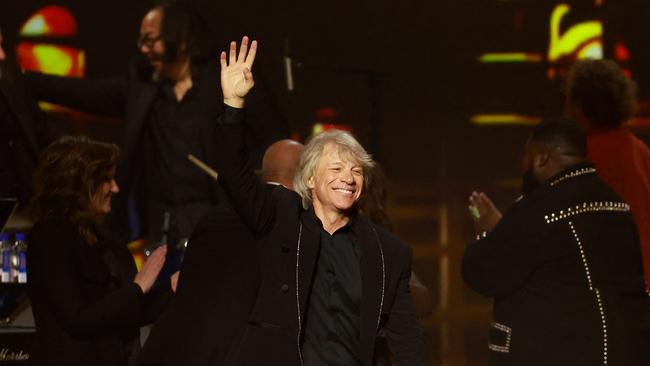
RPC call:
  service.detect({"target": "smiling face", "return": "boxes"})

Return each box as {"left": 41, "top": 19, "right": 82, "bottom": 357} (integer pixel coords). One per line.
{"left": 92, "top": 168, "right": 119, "bottom": 216}
{"left": 139, "top": 7, "right": 165, "bottom": 73}
{"left": 308, "top": 143, "right": 364, "bottom": 216}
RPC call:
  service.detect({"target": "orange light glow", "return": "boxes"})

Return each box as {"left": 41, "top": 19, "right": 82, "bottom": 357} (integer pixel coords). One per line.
{"left": 20, "top": 5, "right": 78, "bottom": 37}
{"left": 623, "top": 68, "right": 632, "bottom": 78}
{"left": 629, "top": 118, "right": 650, "bottom": 128}
{"left": 128, "top": 239, "right": 149, "bottom": 271}
{"left": 16, "top": 6, "right": 85, "bottom": 79}
{"left": 615, "top": 42, "right": 631, "bottom": 62}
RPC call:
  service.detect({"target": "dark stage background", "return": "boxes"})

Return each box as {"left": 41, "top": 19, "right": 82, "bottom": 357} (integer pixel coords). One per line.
{"left": 2, "top": 1, "right": 649, "bottom": 365}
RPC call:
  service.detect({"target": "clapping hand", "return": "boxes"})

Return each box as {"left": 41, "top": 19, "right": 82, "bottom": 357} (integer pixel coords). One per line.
{"left": 170, "top": 271, "right": 180, "bottom": 293}
{"left": 220, "top": 36, "right": 257, "bottom": 108}
{"left": 469, "top": 191, "right": 502, "bottom": 235}
{"left": 134, "top": 245, "right": 167, "bottom": 294}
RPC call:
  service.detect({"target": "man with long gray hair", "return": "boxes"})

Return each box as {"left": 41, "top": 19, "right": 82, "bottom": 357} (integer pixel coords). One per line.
{"left": 208, "top": 37, "right": 425, "bottom": 365}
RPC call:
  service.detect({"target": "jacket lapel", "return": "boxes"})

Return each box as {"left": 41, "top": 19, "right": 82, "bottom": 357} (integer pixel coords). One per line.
{"left": 295, "top": 210, "right": 384, "bottom": 364}
{"left": 356, "top": 217, "right": 384, "bottom": 365}
{"left": 121, "top": 81, "right": 157, "bottom": 179}
{"left": 297, "top": 212, "right": 321, "bottom": 322}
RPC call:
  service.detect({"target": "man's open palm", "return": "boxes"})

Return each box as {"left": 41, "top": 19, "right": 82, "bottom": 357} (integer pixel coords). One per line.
{"left": 220, "top": 36, "right": 257, "bottom": 108}
{"left": 469, "top": 191, "right": 502, "bottom": 234}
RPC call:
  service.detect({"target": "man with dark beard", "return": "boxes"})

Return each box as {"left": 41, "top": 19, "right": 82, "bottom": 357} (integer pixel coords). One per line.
{"left": 463, "top": 117, "right": 650, "bottom": 366}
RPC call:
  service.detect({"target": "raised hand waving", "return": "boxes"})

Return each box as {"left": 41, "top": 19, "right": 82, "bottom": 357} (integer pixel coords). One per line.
{"left": 220, "top": 36, "right": 257, "bottom": 108}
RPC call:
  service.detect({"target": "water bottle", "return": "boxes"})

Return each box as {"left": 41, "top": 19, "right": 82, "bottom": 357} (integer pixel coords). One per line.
{"left": 0, "top": 233, "right": 11, "bottom": 283}
{"left": 14, "top": 233, "right": 27, "bottom": 283}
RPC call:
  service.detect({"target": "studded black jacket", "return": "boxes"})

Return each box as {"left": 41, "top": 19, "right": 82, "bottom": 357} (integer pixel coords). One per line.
{"left": 463, "top": 163, "right": 650, "bottom": 366}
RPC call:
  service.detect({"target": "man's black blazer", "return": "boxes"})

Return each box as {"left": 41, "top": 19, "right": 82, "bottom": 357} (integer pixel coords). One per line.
{"left": 137, "top": 204, "right": 262, "bottom": 366}
{"left": 211, "top": 108, "right": 426, "bottom": 366}
{"left": 462, "top": 164, "right": 650, "bottom": 366}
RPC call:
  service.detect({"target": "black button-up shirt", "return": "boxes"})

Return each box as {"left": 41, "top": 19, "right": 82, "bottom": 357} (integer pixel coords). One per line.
{"left": 302, "top": 209, "right": 363, "bottom": 366}
{"left": 141, "top": 67, "right": 215, "bottom": 246}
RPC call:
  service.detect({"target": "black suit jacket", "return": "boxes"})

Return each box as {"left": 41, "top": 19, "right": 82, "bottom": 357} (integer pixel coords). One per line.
{"left": 137, "top": 203, "right": 262, "bottom": 366}
{"left": 27, "top": 217, "right": 172, "bottom": 366}
{"left": 462, "top": 164, "right": 650, "bottom": 366}
{"left": 25, "top": 58, "right": 288, "bottom": 242}
{"left": 211, "top": 108, "right": 425, "bottom": 366}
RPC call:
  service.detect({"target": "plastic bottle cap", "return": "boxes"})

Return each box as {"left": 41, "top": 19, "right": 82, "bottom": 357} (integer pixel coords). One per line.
{"left": 0, "top": 233, "right": 8, "bottom": 241}
{"left": 15, "top": 233, "right": 25, "bottom": 241}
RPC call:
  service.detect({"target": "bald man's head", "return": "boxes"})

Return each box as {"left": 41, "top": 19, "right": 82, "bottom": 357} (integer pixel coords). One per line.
{"left": 262, "top": 139, "right": 304, "bottom": 190}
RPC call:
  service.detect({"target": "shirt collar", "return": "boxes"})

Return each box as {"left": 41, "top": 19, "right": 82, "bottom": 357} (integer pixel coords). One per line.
{"left": 546, "top": 162, "right": 596, "bottom": 187}
{"left": 156, "top": 61, "right": 207, "bottom": 101}
{"left": 302, "top": 206, "right": 360, "bottom": 236}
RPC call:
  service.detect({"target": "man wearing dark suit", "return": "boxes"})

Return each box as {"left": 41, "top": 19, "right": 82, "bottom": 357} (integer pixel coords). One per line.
{"left": 209, "top": 37, "right": 425, "bottom": 366}
{"left": 0, "top": 27, "right": 54, "bottom": 209}
{"left": 137, "top": 140, "right": 304, "bottom": 366}
{"left": 24, "top": 2, "right": 289, "bottom": 251}
{"left": 137, "top": 206, "right": 260, "bottom": 366}
{"left": 463, "top": 117, "right": 650, "bottom": 366}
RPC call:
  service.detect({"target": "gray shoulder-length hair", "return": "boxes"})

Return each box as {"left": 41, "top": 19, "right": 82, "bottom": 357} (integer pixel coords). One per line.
{"left": 293, "top": 129, "right": 375, "bottom": 209}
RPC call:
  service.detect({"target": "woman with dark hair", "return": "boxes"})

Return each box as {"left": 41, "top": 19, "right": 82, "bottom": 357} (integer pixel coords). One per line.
{"left": 27, "top": 136, "right": 172, "bottom": 366}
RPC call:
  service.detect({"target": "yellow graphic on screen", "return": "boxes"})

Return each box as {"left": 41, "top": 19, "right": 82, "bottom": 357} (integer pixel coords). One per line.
{"left": 470, "top": 114, "right": 541, "bottom": 126}
{"left": 479, "top": 2, "right": 603, "bottom": 66}
{"left": 18, "top": 44, "right": 85, "bottom": 77}
{"left": 478, "top": 53, "right": 543, "bottom": 64}
{"left": 548, "top": 3, "right": 602, "bottom": 62}
{"left": 474, "top": 1, "right": 607, "bottom": 126}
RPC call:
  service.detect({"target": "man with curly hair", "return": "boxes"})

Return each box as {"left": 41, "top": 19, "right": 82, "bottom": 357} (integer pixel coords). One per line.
{"left": 565, "top": 59, "right": 650, "bottom": 290}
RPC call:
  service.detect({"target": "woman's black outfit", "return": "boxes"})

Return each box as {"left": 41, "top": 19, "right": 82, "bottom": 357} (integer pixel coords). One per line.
{"left": 27, "top": 217, "right": 171, "bottom": 366}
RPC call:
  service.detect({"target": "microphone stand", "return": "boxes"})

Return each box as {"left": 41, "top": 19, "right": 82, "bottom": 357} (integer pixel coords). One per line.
{"left": 283, "top": 39, "right": 387, "bottom": 163}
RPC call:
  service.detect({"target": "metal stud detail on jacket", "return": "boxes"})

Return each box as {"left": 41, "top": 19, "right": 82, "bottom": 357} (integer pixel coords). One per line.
{"left": 549, "top": 167, "right": 597, "bottom": 186}
{"left": 569, "top": 221, "right": 608, "bottom": 366}
{"left": 488, "top": 321, "right": 512, "bottom": 353}
{"left": 295, "top": 223, "right": 304, "bottom": 366}
{"left": 544, "top": 201, "right": 630, "bottom": 224}
{"left": 371, "top": 226, "right": 386, "bottom": 331}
